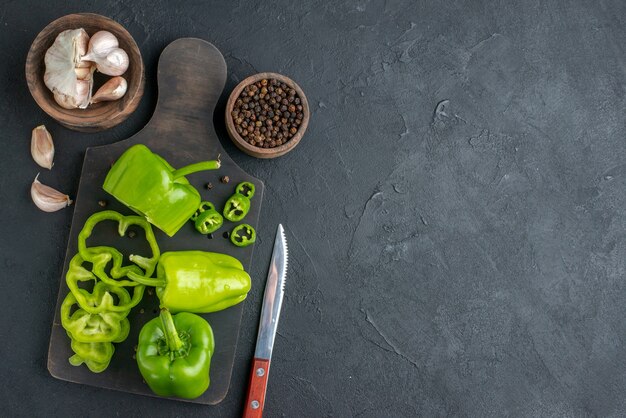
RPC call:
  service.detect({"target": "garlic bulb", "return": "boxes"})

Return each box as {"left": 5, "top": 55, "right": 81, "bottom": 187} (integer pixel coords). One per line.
{"left": 31, "top": 174, "right": 72, "bottom": 212}
{"left": 82, "top": 31, "right": 129, "bottom": 76}
{"left": 44, "top": 29, "right": 94, "bottom": 109}
{"left": 91, "top": 76, "right": 127, "bottom": 103}
{"left": 31, "top": 125, "right": 54, "bottom": 170}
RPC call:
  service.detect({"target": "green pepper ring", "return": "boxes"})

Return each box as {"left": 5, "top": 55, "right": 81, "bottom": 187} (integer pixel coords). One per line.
{"left": 235, "top": 181, "right": 256, "bottom": 199}
{"left": 191, "top": 201, "right": 216, "bottom": 222}
{"left": 77, "top": 210, "right": 161, "bottom": 279}
{"left": 66, "top": 253, "right": 145, "bottom": 313}
{"left": 230, "top": 224, "right": 256, "bottom": 247}
{"left": 194, "top": 210, "right": 224, "bottom": 234}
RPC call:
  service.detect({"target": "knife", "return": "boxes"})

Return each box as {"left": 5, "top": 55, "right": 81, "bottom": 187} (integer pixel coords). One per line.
{"left": 243, "top": 224, "right": 288, "bottom": 418}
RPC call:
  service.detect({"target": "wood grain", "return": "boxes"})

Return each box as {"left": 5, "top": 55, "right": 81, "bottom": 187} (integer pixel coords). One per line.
{"left": 47, "top": 38, "right": 264, "bottom": 405}
{"left": 243, "top": 358, "right": 271, "bottom": 418}
{"left": 25, "top": 13, "right": 144, "bottom": 132}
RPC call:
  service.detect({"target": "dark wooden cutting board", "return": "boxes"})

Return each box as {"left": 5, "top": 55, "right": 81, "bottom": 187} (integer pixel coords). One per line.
{"left": 47, "top": 38, "right": 264, "bottom": 405}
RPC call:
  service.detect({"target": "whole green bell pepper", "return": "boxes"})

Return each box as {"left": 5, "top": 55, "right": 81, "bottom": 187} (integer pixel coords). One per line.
{"left": 103, "top": 144, "right": 221, "bottom": 236}
{"left": 223, "top": 182, "right": 255, "bottom": 222}
{"left": 128, "top": 251, "right": 251, "bottom": 313}
{"left": 137, "top": 309, "right": 214, "bottom": 399}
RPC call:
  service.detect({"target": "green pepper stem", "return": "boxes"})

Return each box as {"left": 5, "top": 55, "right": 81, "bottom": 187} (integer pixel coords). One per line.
{"left": 172, "top": 160, "right": 220, "bottom": 179}
{"left": 126, "top": 271, "right": 166, "bottom": 287}
{"left": 160, "top": 308, "right": 183, "bottom": 353}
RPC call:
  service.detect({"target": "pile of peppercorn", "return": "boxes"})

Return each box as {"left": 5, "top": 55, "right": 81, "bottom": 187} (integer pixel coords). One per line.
{"left": 231, "top": 79, "right": 304, "bottom": 148}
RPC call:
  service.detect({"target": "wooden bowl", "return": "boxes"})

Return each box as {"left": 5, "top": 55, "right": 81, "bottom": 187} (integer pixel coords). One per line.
{"left": 25, "top": 13, "right": 144, "bottom": 132}
{"left": 225, "top": 72, "right": 309, "bottom": 158}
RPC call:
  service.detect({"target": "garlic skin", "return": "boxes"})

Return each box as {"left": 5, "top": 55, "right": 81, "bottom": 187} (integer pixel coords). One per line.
{"left": 91, "top": 76, "right": 127, "bottom": 103}
{"left": 44, "top": 29, "right": 93, "bottom": 109}
{"left": 31, "top": 174, "right": 72, "bottom": 212}
{"left": 31, "top": 125, "right": 54, "bottom": 170}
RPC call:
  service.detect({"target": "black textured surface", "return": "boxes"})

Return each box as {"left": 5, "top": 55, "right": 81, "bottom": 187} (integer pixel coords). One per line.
{"left": 1, "top": 1, "right": 626, "bottom": 417}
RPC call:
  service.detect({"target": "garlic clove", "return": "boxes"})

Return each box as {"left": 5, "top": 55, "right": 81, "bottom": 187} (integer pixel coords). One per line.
{"left": 76, "top": 78, "right": 92, "bottom": 109}
{"left": 53, "top": 92, "right": 80, "bottom": 109}
{"left": 31, "top": 125, "right": 54, "bottom": 170}
{"left": 100, "top": 48, "right": 130, "bottom": 76}
{"left": 74, "top": 65, "right": 94, "bottom": 80}
{"left": 31, "top": 174, "right": 72, "bottom": 212}
{"left": 86, "top": 31, "right": 119, "bottom": 57}
{"left": 91, "top": 76, "right": 127, "bottom": 103}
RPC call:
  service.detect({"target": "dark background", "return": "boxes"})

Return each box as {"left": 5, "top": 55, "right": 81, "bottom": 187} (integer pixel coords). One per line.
{"left": 1, "top": 1, "right": 625, "bottom": 416}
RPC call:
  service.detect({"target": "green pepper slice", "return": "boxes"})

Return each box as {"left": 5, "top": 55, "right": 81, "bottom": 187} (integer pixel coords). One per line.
{"left": 77, "top": 210, "right": 160, "bottom": 280}
{"left": 69, "top": 341, "right": 115, "bottom": 373}
{"left": 230, "top": 224, "right": 256, "bottom": 247}
{"left": 61, "top": 290, "right": 131, "bottom": 343}
{"left": 191, "top": 201, "right": 223, "bottom": 234}
{"left": 223, "top": 182, "right": 255, "bottom": 222}
{"left": 65, "top": 253, "right": 144, "bottom": 313}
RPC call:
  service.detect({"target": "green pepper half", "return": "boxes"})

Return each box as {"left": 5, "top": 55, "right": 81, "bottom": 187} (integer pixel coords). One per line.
{"left": 103, "top": 144, "right": 220, "bottom": 236}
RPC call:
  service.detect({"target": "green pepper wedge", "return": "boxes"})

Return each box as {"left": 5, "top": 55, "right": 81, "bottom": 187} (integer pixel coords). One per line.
{"left": 103, "top": 144, "right": 221, "bottom": 236}
{"left": 128, "top": 251, "right": 252, "bottom": 313}
{"left": 230, "top": 224, "right": 256, "bottom": 247}
{"left": 191, "top": 201, "right": 223, "bottom": 234}
{"left": 223, "top": 182, "right": 255, "bottom": 222}
{"left": 137, "top": 309, "right": 214, "bottom": 399}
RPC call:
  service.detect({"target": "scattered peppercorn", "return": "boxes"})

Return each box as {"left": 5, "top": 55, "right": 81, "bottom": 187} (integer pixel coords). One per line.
{"left": 127, "top": 230, "right": 136, "bottom": 239}
{"left": 231, "top": 78, "right": 304, "bottom": 148}
{"left": 140, "top": 308, "right": 145, "bottom": 314}
{"left": 207, "top": 233, "right": 214, "bottom": 239}
{"left": 206, "top": 182, "right": 213, "bottom": 190}
{"left": 98, "top": 200, "right": 107, "bottom": 207}
{"left": 223, "top": 231, "right": 230, "bottom": 239}
{"left": 220, "top": 175, "right": 230, "bottom": 184}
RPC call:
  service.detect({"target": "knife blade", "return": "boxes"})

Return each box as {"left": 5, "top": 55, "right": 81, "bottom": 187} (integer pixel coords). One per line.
{"left": 243, "top": 224, "right": 288, "bottom": 418}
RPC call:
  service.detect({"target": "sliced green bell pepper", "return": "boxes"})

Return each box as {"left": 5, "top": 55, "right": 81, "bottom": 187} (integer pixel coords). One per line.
{"left": 137, "top": 309, "right": 214, "bottom": 399}
{"left": 69, "top": 340, "right": 115, "bottom": 373}
{"left": 103, "top": 144, "right": 221, "bottom": 236}
{"left": 128, "top": 251, "right": 252, "bottom": 313}
{"left": 191, "top": 201, "right": 223, "bottom": 234}
{"left": 223, "top": 182, "right": 255, "bottom": 222}
{"left": 230, "top": 224, "right": 256, "bottom": 247}
{"left": 77, "top": 210, "right": 161, "bottom": 282}
{"left": 66, "top": 253, "right": 144, "bottom": 313}
{"left": 61, "top": 290, "right": 131, "bottom": 343}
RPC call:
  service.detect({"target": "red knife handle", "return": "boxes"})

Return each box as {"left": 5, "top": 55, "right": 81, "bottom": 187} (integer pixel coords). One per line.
{"left": 243, "top": 358, "right": 270, "bottom": 418}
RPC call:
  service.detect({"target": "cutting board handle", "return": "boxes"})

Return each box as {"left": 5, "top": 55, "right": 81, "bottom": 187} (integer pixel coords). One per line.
{"left": 140, "top": 38, "right": 228, "bottom": 158}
